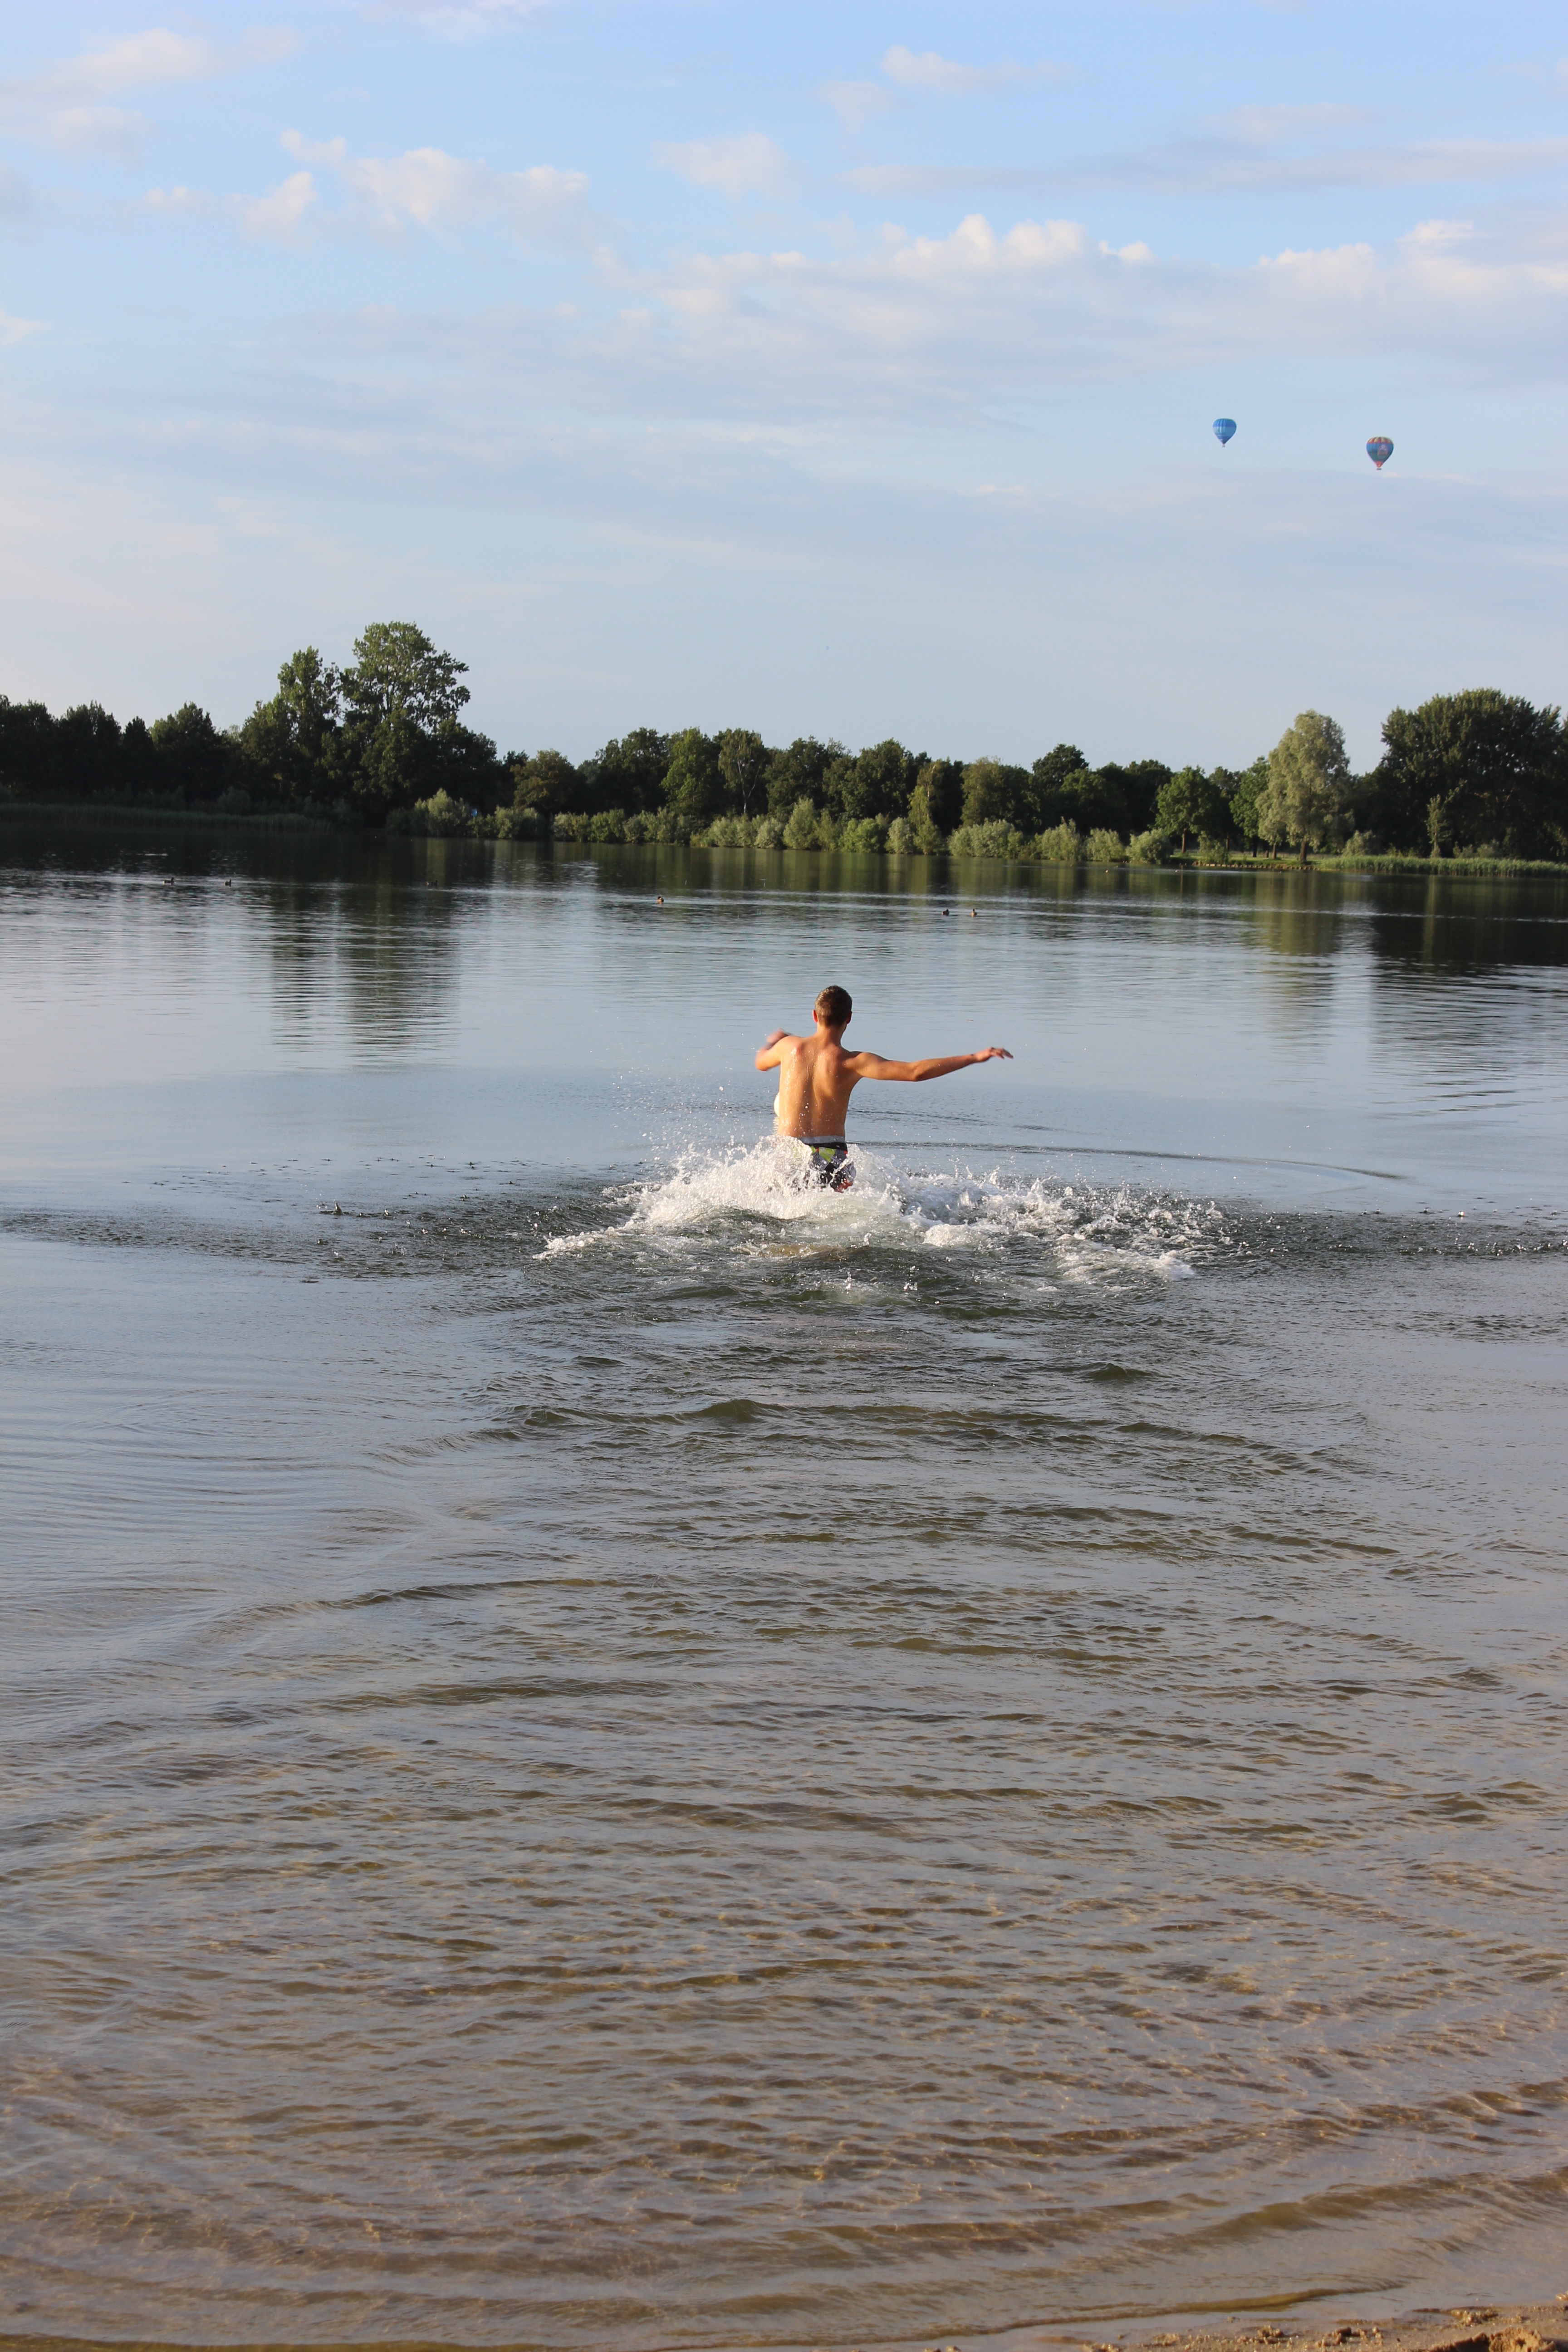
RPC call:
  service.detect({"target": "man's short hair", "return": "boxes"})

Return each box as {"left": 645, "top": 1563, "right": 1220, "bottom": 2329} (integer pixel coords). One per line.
{"left": 815, "top": 985, "right": 853, "bottom": 1029}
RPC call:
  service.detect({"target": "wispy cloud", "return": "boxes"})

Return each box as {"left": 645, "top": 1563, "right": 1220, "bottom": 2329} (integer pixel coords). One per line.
{"left": 880, "top": 45, "right": 1066, "bottom": 97}
{"left": 373, "top": 0, "right": 556, "bottom": 32}
{"left": 817, "top": 80, "right": 894, "bottom": 135}
{"left": 845, "top": 132, "right": 1568, "bottom": 200}
{"left": 240, "top": 132, "right": 596, "bottom": 247}
{"left": 0, "top": 309, "right": 44, "bottom": 345}
{"left": 144, "top": 184, "right": 216, "bottom": 219}
{"left": 653, "top": 133, "right": 799, "bottom": 202}
{"left": 154, "top": 202, "right": 1565, "bottom": 499}
{"left": 0, "top": 27, "right": 296, "bottom": 165}
{"left": 609, "top": 206, "right": 1568, "bottom": 413}
{"left": 1207, "top": 102, "right": 1377, "bottom": 142}
{"left": 819, "top": 45, "right": 1064, "bottom": 132}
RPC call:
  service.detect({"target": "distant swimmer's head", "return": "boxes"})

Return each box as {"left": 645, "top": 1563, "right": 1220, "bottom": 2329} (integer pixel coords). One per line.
{"left": 814, "top": 984, "right": 852, "bottom": 1034}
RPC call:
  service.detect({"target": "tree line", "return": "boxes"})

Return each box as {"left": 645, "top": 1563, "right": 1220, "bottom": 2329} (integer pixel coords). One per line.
{"left": 1, "top": 620, "right": 1563, "bottom": 863}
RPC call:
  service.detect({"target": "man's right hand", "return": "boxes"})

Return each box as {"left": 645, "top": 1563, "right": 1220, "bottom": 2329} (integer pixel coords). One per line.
{"left": 973, "top": 1047, "right": 1013, "bottom": 1062}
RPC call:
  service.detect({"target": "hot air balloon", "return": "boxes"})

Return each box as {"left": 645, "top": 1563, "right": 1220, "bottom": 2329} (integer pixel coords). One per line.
{"left": 1213, "top": 417, "right": 1236, "bottom": 446}
{"left": 1367, "top": 436, "right": 1393, "bottom": 471}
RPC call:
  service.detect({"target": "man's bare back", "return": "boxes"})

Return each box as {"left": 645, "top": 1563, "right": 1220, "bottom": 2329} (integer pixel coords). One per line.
{"left": 754, "top": 984, "right": 1011, "bottom": 1185}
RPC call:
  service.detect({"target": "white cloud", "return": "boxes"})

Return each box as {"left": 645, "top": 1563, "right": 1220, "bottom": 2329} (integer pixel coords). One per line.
{"left": 653, "top": 134, "right": 799, "bottom": 202}
{"left": 0, "top": 28, "right": 296, "bottom": 164}
{"left": 249, "top": 132, "right": 596, "bottom": 246}
{"left": 880, "top": 45, "right": 1064, "bottom": 97}
{"left": 1402, "top": 218, "right": 1478, "bottom": 248}
{"left": 240, "top": 170, "right": 319, "bottom": 245}
{"left": 891, "top": 213, "right": 1086, "bottom": 277}
{"left": 0, "top": 309, "right": 43, "bottom": 346}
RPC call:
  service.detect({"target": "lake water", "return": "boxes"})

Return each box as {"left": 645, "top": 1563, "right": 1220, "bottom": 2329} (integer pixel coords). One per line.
{"left": 3, "top": 826, "right": 1567, "bottom": 2351}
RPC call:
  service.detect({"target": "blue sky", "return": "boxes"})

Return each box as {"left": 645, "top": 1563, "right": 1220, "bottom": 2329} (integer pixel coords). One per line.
{"left": 1, "top": 1, "right": 1564, "bottom": 769}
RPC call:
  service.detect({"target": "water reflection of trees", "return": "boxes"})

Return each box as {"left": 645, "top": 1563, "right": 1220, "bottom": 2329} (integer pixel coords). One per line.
{"left": 17, "top": 822, "right": 1565, "bottom": 1079}
{"left": 265, "top": 835, "right": 481, "bottom": 1058}
{"left": 1362, "top": 874, "right": 1568, "bottom": 979}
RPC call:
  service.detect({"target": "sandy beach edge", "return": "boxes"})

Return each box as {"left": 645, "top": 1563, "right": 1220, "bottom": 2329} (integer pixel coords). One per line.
{"left": 2, "top": 2298, "right": 1566, "bottom": 2352}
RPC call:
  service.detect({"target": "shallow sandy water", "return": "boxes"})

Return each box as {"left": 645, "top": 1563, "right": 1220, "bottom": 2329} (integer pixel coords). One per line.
{"left": 2, "top": 834, "right": 1565, "bottom": 2346}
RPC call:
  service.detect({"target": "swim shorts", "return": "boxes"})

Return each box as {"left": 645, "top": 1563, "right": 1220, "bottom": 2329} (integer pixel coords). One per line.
{"left": 801, "top": 1137, "right": 855, "bottom": 1191}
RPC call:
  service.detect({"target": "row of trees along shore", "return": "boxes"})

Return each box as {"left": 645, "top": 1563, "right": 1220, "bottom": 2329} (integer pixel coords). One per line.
{"left": 2, "top": 622, "right": 1565, "bottom": 865}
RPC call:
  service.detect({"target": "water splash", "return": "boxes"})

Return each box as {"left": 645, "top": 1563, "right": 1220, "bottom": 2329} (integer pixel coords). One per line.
{"left": 540, "top": 1139, "right": 1222, "bottom": 1280}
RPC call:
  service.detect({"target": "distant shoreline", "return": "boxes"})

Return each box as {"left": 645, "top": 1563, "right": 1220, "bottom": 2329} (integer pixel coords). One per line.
{"left": 3, "top": 799, "right": 1566, "bottom": 882}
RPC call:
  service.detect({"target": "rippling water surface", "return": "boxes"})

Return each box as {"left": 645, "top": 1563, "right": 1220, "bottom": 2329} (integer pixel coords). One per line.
{"left": 3, "top": 828, "right": 1567, "bottom": 2349}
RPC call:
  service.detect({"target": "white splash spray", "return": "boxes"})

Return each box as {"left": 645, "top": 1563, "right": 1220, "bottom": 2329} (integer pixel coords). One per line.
{"left": 540, "top": 1139, "right": 1220, "bottom": 1281}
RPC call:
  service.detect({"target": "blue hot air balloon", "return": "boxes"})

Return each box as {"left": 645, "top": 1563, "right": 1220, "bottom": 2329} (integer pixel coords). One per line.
{"left": 1367, "top": 435, "right": 1394, "bottom": 471}
{"left": 1213, "top": 417, "right": 1237, "bottom": 446}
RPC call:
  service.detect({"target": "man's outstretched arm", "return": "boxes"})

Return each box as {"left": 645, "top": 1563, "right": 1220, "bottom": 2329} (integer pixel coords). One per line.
{"left": 754, "top": 1030, "right": 792, "bottom": 1072}
{"left": 847, "top": 1047, "right": 1012, "bottom": 1082}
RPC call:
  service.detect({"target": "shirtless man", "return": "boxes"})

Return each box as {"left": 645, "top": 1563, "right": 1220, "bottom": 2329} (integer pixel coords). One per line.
{"left": 755, "top": 984, "right": 1012, "bottom": 1190}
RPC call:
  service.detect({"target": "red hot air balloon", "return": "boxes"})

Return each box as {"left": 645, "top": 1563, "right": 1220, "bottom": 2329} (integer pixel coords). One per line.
{"left": 1367, "top": 436, "right": 1394, "bottom": 471}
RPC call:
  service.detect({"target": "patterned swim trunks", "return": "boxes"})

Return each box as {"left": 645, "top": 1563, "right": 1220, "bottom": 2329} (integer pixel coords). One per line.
{"left": 800, "top": 1137, "right": 855, "bottom": 1191}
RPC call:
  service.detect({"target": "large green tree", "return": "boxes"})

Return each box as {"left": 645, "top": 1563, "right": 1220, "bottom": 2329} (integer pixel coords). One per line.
{"left": 1372, "top": 689, "right": 1566, "bottom": 856}
{"left": 1221, "top": 757, "right": 1269, "bottom": 848}
{"left": 1094, "top": 760, "right": 1169, "bottom": 835}
{"left": 1258, "top": 712, "right": 1352, "bottom": 863}
{"left": 55, "top": 704, "right": 127, "bottom": 803}
{"left": 584, "top": 728, "right": 671, "bottom": 814}
{"left": 911, "top": 758, "right": 962, "bottom": 838}
{"left": 766, "top": 737, "right": 840, "bottom": 821}
{"left": 1155, "top": 766, "right": 1227, "bottom": 854}
{"left": 961, "top": 758, "right": 1030, "bottom": 828}
{"left": 344, "top": 622, "right": 470, "bottom": 731}
{"left": 510, "top": 749, "right": 579, "bottom": 820}
{"left": 0, "top": 696, "right": 54, "bottom": 799}
{"left": 717, "top": 728, "right": 769, "bottom": 817}
{"left": 845, "top": 739, "right": 919, "bottom": 822}
{"left": 236, "top": 647, "right": 343, "bottom": 805}
{"left": 662, "top": 728, "right": 723, "bottom": 826}
{"left": 1029, "top": 744, "right": 1090, "bottom": 831}
{"left": 1033, "top": 747, "right": 1140, "bottom": 838}
{"left": 150, "top": 703, "right": 233, "bottom": 805}
{"left": 337, "top": 623, "right": 501, "bottom": 816}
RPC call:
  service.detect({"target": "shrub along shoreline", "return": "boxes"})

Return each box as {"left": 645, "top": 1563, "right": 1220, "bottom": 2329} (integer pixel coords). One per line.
{"left": 6, "top": 796, "right": 1564, "bottom": 880}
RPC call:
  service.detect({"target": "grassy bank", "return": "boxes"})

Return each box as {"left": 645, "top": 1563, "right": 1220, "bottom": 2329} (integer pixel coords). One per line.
{"left": 1171, "top": 847, "right": 1568, "bottom": 878}
{"left": 0, "top": 798, "right": 338, "bottom": 833}
{"left": 5, "top": 798, "right": 1566, "bottom": 881}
